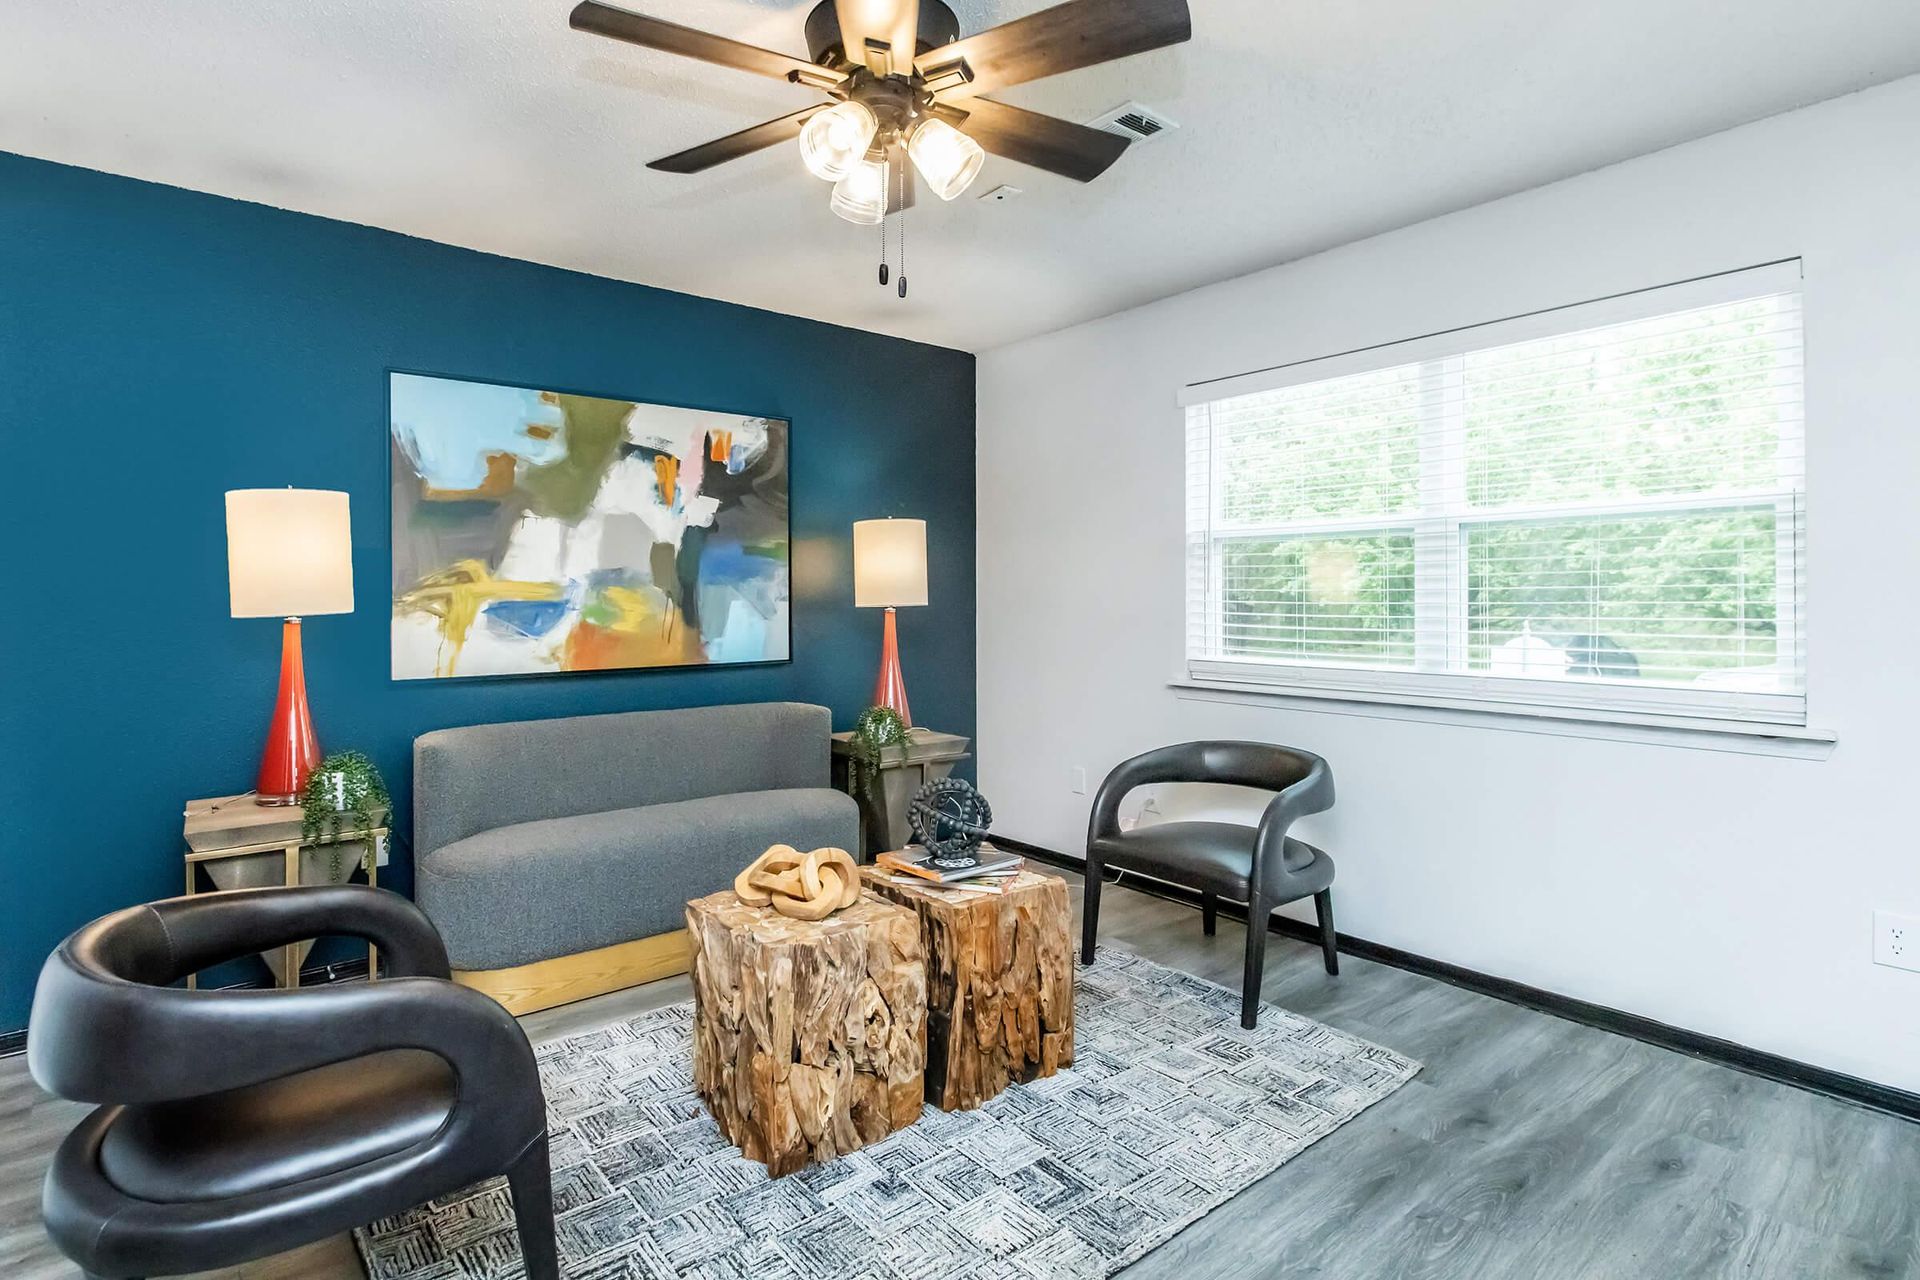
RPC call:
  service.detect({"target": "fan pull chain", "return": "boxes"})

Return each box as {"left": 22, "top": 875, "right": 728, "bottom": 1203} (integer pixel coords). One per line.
{"left": 869, "top": 156, "right": 909, "bottom": 300}
{"left": 877, "top": 158, "right": 891, "bottom": 288}
{"left": 896, "top": 161, "right": 908, "bottom": 299}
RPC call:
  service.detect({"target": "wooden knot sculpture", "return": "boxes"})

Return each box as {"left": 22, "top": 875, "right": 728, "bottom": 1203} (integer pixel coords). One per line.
{"left": 733, "top": 844, "right": 862, "bottom": 921}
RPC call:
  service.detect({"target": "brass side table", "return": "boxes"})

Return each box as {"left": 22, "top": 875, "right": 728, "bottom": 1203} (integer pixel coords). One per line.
{"left": 830, "top": 729, "right": 971, "bottom": 858}
{"left": 183, "top": 794, "right": 388, "bottom": 989}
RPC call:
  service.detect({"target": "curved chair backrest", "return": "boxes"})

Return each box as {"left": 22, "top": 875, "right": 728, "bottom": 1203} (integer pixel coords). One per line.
{"left": 1170, "top": 741, "right": 1327, "bottom": 796}
{"left": 28, "top": 886, "right": 450, "bottom": 1106}
{"left": 1125, "top": 740, "right": 1332, "bottom": 806}
{"left": 1089, "top": 740, "right": 1333, "bottom": 844}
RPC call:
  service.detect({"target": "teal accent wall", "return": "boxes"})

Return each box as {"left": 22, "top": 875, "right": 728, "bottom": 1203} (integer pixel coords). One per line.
{"left": 0, "top": 151, "right": 976, "bottom": 1033}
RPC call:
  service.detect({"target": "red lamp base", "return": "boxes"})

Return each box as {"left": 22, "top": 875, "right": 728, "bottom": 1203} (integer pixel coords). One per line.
{"left": 873, "top": 606, "right": 912, "bottom": 728}
{"left": 256, "top": 617, "right": 322, "bottom": 806}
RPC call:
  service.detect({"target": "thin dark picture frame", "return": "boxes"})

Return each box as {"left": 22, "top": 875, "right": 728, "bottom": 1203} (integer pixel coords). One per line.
{"left": 383, "top": 366, "right": 795, "bottom": 684}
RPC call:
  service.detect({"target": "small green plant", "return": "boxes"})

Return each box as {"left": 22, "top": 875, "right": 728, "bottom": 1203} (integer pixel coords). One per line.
{"left": 299, "top": 750, "right": 391, "bottom": 881}
{"left": 846, "top": 705, "right": 909, "bottom": 804}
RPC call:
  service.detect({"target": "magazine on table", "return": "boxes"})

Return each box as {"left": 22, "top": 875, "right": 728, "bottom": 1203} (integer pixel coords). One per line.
{"left": 875, "top": 842, "right": 1024, "bottom": 884}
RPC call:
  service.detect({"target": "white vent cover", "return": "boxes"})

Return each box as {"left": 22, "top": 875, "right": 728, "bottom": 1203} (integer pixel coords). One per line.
{"left": 1088, "top": 101, "right": 1179, "bottom": 142}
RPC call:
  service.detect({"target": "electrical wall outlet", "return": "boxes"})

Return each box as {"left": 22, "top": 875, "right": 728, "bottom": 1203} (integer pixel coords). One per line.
{"left": 1874, "top": 910, "right": 1920, "bottom": 972}
{"left": 1119, "top": 797, "right": 1162, "bottom": 834}
{"left": 1069, "top": 766, "right": 1087, "bottom": 795}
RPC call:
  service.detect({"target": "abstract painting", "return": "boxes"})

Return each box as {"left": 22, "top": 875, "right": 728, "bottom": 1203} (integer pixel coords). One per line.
{"left": 389, "top": 372, "right": 789, "bottom": 680}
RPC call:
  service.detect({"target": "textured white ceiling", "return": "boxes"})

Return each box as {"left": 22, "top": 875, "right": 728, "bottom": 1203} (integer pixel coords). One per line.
{"left": 5, "top": 1, "right": 1920, "bottom": 352}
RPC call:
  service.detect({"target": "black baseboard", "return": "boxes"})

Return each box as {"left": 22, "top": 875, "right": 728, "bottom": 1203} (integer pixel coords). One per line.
{"left": 995, "top": 835, "right": 1920, "bottom": 1125}
{"left": 0, "top": 956, "right": 373, "bottom": 1059}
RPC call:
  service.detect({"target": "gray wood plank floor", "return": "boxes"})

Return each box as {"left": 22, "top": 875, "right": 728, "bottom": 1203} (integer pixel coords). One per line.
{"left": 4, "top": 869, "right": 1916, "bottom": 1279}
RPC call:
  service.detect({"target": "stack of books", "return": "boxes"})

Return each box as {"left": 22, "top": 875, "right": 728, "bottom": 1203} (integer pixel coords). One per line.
{"left": 874, "top": 843, "right": 1024, "bottom": 896}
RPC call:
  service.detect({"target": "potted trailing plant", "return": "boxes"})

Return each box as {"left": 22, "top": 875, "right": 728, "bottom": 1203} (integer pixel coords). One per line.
{"left": 299, "top": 750, "right": 391, "bottom": 882}
{"left": 846, "top": 705, "right": 909, "bottom": 805}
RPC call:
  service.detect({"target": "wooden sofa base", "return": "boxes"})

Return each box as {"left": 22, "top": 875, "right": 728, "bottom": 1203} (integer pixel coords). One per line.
{"left": 453, "top": 929, "right": 692, "bottom": 1015}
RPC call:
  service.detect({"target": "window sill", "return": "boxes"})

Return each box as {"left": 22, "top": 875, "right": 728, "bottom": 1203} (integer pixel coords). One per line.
{"left": 1168, "top": 676, "right": 1837, "bottom": 758}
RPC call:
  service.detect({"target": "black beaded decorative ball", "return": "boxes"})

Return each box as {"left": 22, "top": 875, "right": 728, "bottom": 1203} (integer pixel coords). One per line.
{"left": 908, "top": 777, "right": 994, "bottom": 868}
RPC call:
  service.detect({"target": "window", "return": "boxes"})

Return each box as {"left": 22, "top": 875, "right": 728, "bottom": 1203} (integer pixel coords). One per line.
{"left": 1184, "top": 263, "right": 1806, "bottom": 728}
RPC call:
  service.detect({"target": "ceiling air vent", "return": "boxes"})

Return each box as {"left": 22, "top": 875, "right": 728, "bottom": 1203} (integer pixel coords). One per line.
{"left": 1088, "top": 101, "right": 1178, "bottom": 143}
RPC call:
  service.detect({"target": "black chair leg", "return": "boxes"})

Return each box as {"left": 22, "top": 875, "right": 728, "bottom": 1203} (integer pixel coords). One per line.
{"left": 507, "top": 1132, "right": 559, "bottom": 1280}
{"left": 1201, "top": 893, "right": 1218, "bottom": 937}
{"left": 1315, "top": 889, "right": 1339, "bottom": 976}
{"left": 1241, "top": 893, "right": 1269, "bottom": 1029}
{"left": 1081, "top": 858, "right": 1103, "bottom": 964}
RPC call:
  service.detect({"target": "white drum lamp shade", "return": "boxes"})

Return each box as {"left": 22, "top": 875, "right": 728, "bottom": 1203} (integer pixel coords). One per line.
{"left": 226, "top": 489, "right": 355, "bottom": 618}
{"left": 853, "top": 518, "right": 928, "bottom": 608}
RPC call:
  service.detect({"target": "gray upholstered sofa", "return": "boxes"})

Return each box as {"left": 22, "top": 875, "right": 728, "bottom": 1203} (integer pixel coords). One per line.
{"left": 414, "top": 701, "right": 857, "bottom": 1012}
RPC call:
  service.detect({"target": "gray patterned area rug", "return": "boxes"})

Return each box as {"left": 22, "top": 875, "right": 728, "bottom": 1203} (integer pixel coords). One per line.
{"left": 355, "top": 948, "right": 1419, "bottom": 1280}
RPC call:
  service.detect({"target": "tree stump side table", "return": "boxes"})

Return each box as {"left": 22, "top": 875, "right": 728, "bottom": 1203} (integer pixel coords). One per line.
{"left": 861, "top": 867, "right": 1075, "bottom": 1111}
{"left": 685, "top": 889, "right": 927, "bottom": 1177}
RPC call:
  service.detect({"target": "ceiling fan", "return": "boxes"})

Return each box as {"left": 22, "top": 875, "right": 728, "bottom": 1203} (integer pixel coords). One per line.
{"left": 570, "top": 0, "right": 1193, "bottom": 226}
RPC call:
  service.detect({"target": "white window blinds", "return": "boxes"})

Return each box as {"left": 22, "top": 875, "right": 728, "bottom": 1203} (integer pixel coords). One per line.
{"left": 1184, "top": 263, "right": 1806, "bottom": 728}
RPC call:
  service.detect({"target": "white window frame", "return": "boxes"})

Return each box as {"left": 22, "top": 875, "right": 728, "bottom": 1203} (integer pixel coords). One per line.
{"left": 1181, "top": 261, "right": 1808, "bottom": 734}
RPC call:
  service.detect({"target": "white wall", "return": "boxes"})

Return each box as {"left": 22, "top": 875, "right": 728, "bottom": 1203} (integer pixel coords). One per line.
{"left": 976, "top": 76, "right": 1920, "bottom": 1091}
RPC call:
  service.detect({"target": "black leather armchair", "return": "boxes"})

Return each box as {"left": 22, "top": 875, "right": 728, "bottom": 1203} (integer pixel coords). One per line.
{"left": 1085, "top": 741, "right": 1338, "bottom": 1028}
{"left": 27, "top": 884, "right": 557, "bottom": 1280}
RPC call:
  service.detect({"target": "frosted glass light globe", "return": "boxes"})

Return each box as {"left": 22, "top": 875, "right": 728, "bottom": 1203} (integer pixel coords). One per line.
{"left": 831, "top": 157, "right": 889, "bottom": 225}
{"left": 907, "top": 117, "right": 985, "bottom": 200}
{"left": 799, "top": 101, "right": 879, "bottom": 182}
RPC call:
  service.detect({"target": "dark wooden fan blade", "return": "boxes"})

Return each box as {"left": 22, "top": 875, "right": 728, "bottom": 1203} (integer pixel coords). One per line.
{"left": 949, "top": 98, "right": 1130, "bottom": 182}
{"left": 571, "top": 1, "right": 840, "bottom": 86}
{"left": 647, "top": 106, "right": 825, "bottom": 173}
{"left": 833, "top": 0, "right": 920, "bottom": 74}
{"left": 916, "top": 0, "right": 1191, "bottom": 99}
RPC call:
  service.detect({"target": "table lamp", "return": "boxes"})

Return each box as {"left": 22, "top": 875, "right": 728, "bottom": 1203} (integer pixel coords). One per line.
{"left": 226, "top": 489, "right": 355, "bottom": 806}
{"left": 853, "top": 518, "right": 927, "bottom": 727}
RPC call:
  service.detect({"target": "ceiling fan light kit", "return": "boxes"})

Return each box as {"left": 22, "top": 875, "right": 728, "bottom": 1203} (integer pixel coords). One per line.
{"left": 569, "top": 0, "right": 1193, "bottom": 276}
